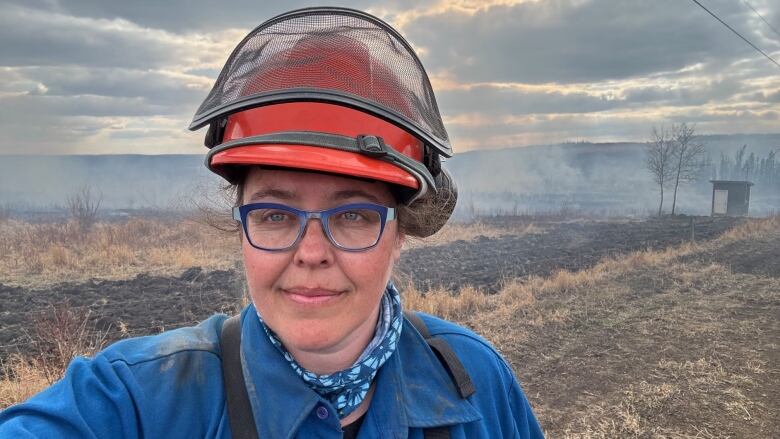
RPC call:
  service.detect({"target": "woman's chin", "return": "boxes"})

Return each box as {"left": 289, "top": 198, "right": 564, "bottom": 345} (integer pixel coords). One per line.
{"left": 277, "top": 320, "right": 351, "bottom": 354}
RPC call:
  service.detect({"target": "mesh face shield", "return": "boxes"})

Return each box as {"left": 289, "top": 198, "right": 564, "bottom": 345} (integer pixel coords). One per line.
{"left": 189, "top": 7, "right": 451, "bottom": 159}
{"left": 190, "top": 7, "right": 457, "bottom": 237}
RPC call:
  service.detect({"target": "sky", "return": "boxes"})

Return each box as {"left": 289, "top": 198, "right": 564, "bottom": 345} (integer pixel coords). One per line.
{"left": 1, "top": 0, "right": 779, "bottom": 155}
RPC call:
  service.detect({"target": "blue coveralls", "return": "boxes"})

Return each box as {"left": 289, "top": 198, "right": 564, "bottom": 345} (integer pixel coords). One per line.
{"left": 0, "top": 305, "right": 545, "bottom": 438}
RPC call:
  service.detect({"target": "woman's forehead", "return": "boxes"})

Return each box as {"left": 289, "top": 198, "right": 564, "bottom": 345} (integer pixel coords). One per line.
{"left": 243, "top": 167, "right": 394, "bottom": 204}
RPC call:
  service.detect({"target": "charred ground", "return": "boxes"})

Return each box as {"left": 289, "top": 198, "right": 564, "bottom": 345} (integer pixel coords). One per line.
{"left": 1, "top": 215, "right": 743, "bottom": 355}
{"left": 2, "top": 214, "right": 778, "bottom": 437}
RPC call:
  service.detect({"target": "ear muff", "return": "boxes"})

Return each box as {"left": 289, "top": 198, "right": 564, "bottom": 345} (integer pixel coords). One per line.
{"left": 401, "top": 167, "right": 458, "bottom": 238}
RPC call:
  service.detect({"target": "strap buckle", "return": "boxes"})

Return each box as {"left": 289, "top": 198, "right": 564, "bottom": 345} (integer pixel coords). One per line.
{"left": 357, "top": 135, "right": 388, "bottom": 158}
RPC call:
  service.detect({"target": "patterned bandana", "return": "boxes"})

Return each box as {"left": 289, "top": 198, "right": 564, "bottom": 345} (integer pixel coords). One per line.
{"left": 256, "top": 283, "right": 403, "bottom": 419}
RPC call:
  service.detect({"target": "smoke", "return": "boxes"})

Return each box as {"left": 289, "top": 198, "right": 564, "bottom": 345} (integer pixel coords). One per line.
{"left": 447, "top": 141, "right": 658, "bottom": 218}
{"left": 0, "top": 155, "right": 219, "bottom": 214}
{"left": 1, "top": 134, "right": 778, "bottom": 219}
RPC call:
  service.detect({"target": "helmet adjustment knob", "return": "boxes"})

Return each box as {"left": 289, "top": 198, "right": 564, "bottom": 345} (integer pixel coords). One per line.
{"left": 357, "top": 135, "right": 388, "bottom": 158}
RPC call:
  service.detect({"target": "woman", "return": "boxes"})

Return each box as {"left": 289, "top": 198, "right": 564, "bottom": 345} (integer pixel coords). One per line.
{"left": 0, "top": 7, "right": 544, "bottom": 438}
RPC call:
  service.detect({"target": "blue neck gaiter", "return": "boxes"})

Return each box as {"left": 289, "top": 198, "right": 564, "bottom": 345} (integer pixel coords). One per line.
{"left": 256, "top": 283, "right": 403, "bottom": 419}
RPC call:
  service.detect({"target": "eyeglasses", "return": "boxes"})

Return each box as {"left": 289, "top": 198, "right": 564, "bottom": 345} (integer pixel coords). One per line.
{"left": 233, "top": 202, "right": 397, "bottom": 252}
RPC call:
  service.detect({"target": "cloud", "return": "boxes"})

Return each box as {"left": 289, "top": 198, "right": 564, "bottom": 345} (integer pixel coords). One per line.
{"left": 1, "top": 94, "right": 172, "bottom": 118}
{"left": 0, "top": 3, "right": 233, "bottom": 154}
{"left": 758, "top": 89, "right": 780, "bottom": 103}
{"left": 0, "top": 68, "right": 205, "bottom": 154}
{"left": 2, "top": 0, "right": 410, "bottom": 33}
{"left": 621, "top": 77, "right": 745, "bottom": 106}
{"left": 5, "top": 66, "right": 211, "bottom": 107}
{"left": 0, "top": 4, "right": 236, "bottom": 70}
{"left": 0, "top": 102, "right": 200, "bottom": 154}
{"left": 404, "top": 0, "right": 761, "bottom": 84}
{"left": 443, "top": 103, "right": 780, "bottom": 152}
{"left": 437, "top": 83, "right": 619, "bottom": 115}
{"left": 0, "top": 0, "right": 777, "bottom": 156}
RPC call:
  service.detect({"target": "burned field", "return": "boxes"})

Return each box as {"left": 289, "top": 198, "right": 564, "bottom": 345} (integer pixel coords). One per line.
{"left": 398, "top": 215, "right": 745, "bottom": 291}
{"left": 477, "top": 226, "right": 780, "bottom": 438}
{"left": 1, "top": 215, "right": 778, "bottom": 437}
{"left": 0, "top": 216, "right": 743, "bottom": 354}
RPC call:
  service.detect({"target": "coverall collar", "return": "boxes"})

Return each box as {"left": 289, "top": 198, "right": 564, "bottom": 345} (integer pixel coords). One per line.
{"left": 238, "top": 305, "right": 481, "bottom": 438}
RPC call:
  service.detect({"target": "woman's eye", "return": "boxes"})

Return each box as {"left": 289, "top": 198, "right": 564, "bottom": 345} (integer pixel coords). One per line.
{"left": 248, "top": 209, "right": 292, "bottom": 223}
{"left": 266, "top": 212, "right": 289, "bottom": 222}
{"left": 341, "top": 211, "right": 361, "bottom": 221}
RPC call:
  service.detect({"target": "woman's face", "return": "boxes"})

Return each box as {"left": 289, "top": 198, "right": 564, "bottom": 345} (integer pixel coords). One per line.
{"left": 241, "top": 167, "right": 404, "bottom": 359}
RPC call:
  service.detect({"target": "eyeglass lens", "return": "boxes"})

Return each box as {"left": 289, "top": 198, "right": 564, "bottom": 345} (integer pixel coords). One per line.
{"left": 245, "top": 207, "right": 383, "bottom": 250}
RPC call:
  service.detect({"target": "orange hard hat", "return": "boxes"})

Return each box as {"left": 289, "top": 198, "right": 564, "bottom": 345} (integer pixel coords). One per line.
{"left": 212, "top": 102, "right": 423, "bottom": 190}
{"left": 190, "top": 7, "right": 455, "bottom": 210}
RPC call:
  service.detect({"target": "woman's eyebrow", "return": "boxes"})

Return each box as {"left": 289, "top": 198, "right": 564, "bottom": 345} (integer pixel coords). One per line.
{"left": 331, "top": 190, "right": 381, "bottom": 203}
{"left": 248, "top": 188, "right": 296, "bottom": 202}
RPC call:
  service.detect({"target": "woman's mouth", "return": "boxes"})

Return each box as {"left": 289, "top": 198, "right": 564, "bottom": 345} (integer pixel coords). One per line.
{"left": 282, "top": 287, "right": 345, "bottom": 305}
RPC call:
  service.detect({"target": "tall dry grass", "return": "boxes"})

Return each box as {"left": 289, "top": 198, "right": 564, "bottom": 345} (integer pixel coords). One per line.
{"left": 0, "top": 355, "right": 50, "bottom": 408}
{"left": 718, "top": 214, "right": 780, "bottom": 242}
{"left": 0, "top": 217, "right": 241, "bottom": 287}
{"left": 0, "top": 216, "right": 544, "bottom": 286}
{"left": 401, "top": 282, "right": 492, "bottom": 321}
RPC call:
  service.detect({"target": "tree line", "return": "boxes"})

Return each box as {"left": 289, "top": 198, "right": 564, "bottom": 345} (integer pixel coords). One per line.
{"left": 710, "top": 144, "right": 780, "bottom": 189}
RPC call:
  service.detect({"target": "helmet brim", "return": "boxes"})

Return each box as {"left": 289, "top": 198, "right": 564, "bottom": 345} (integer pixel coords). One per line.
{"left": 209, "top": 143, "right": 420, "bottom": 190}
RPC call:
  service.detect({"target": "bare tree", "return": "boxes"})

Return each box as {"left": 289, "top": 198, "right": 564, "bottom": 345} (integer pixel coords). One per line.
{"left": 669, "top": 123, "right": 707, "bottom": 215}
{"left": 646, "top": 126, "right": 675, "bottom": 216}
{"left": 67, "top": 186, "right": 102, "bottom": 232}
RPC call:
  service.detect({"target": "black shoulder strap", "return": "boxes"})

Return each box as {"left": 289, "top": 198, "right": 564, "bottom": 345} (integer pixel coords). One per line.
{"left": 404, "top": 311, "right": 476, "bottom": 399}
{"left": 221, "top": 315, "right": 260, "bottom": 439}
{"left": 405, "top": 311, "right": 477, "bottom": 439}
{"left": 220, "top": 312, "right": 473, "bottom": 439}
{"left": 423, "top": 427, "right": 452, "bottom": 439}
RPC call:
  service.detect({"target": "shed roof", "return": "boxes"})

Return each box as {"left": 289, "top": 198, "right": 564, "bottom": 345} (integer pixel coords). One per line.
{"left": 709, "top": 180, "right": 754, "bottom": 186}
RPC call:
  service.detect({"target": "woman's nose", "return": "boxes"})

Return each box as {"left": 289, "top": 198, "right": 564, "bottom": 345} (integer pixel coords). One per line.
{"left": 293, "top": 219, "right": 334, "bottom": 267}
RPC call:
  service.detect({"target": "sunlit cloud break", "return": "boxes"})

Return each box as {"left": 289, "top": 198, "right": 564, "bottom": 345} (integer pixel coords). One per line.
{"left": 0, "top": 0, "right": 778, "bottom": 155}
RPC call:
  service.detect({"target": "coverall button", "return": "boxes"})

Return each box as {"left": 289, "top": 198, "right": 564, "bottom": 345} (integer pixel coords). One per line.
{"left": 315, "top": 405, "right": 329, "bottom": 420}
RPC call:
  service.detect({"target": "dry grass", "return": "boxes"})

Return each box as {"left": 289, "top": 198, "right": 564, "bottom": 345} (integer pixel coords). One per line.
{"left": 403, "top": 220, "right": 542, "bottom": 249}
{"left": 0, "top": 355, "right": 50, "bottom": 408}
{"left": 0, "top": 217, "right": 240, "bottom": 287}
{"left": 401, "top": 282, "right": 493, "bottom": 321}
{"left": 404, "top": 216, "right": 779, "bottom": 322}
{"left": 562, "top": 381, "right": 682, "bottom": 439}
{"left": 402, "top": 241, "right": 700, "bottom": 323}
{"left": 25, "top": 303, "right": 110, "bottom": 384}
{"left": 0, "top": 215, "right": 543, "bottom": 287}
{"left": 718, "top": 214, "right": 780, "bottom": 242}
{"left": 562, "top": 355, "right": 765, "bottom": 439}
{"left": 1, "top": 302, "right": 110, "bottom": 409}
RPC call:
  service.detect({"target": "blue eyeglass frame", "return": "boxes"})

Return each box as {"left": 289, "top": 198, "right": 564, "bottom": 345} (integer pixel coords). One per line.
{"left": 232, "top": 202, "right": 397, "bottom": 252}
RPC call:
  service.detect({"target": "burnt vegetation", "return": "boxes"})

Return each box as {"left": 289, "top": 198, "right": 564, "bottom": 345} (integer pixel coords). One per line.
{"left": 1, "top": 211, "right": 778, "bottom": 437}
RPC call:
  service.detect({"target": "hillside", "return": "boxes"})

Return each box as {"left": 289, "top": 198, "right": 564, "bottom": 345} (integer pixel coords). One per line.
{"left": 1, "top": 133, "right": 779, "bottom": 216}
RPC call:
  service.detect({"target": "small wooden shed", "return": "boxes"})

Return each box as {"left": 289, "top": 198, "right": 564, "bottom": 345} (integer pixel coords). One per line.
{"left": 710, "top": 180, "right": 753, "bottom": 216}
